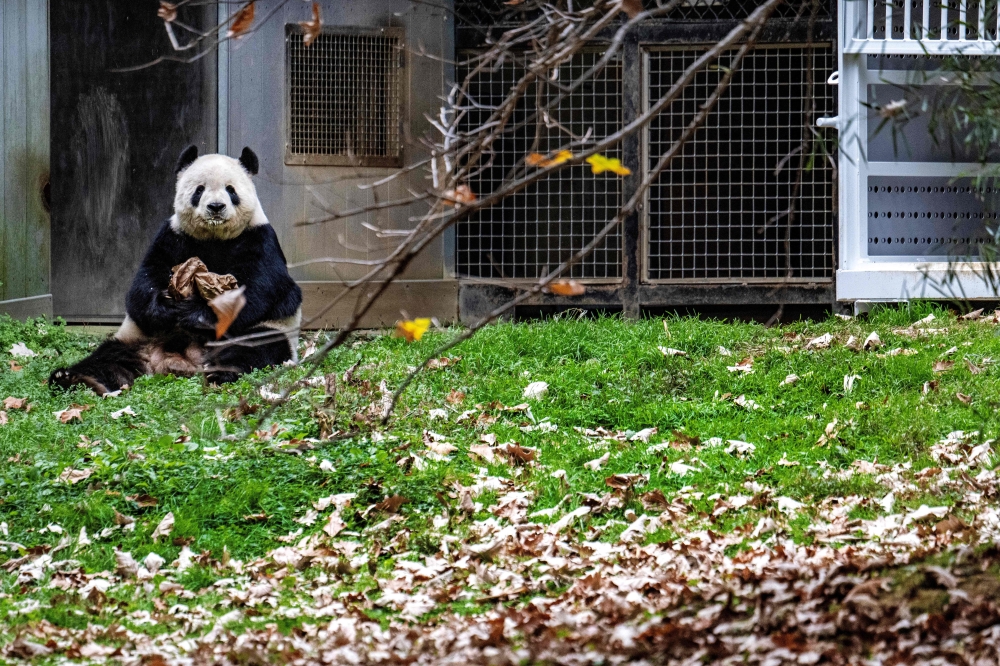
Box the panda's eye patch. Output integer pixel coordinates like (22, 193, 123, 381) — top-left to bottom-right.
(191, 185, 205, 208)
(226, 185, 240, 206)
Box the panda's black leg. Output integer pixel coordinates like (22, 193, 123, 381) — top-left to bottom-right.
(49, 340, 146, 397)
(204, 327, 293, 385)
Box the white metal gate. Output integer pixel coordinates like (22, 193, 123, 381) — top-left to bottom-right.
(836, 0, 1000, 302)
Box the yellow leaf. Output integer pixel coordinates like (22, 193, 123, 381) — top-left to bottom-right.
(586, 154, 631, 176)
(394, 318, 431, 342)
(526, 150, 574, 168)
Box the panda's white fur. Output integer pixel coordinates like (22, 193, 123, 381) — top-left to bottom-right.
(170, 154, 269, 241)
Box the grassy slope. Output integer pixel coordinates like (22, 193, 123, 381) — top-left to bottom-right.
(1, 303, 998, 636)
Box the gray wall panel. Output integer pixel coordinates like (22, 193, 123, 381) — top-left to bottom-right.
(224, 1, 453, 290)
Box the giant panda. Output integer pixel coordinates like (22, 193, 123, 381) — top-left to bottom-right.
(49, 146, 303, 396)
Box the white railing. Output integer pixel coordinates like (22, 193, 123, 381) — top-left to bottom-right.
(849, 0, 1000, 53)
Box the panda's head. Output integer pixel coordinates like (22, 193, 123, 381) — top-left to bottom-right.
(171, 146, 267, 241)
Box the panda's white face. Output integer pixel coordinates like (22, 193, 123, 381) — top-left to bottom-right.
(172, 154, 267, 241)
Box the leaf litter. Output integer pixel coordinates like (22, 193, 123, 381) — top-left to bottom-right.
(6, 310, 1000, 663)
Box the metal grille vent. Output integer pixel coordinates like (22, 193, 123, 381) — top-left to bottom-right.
(646, 44, 836, 282)
(456, 52, 624, 281)
(286, 27, 403, 167)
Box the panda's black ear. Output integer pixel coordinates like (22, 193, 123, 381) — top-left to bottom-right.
(238, 147, 259, 176)
(175, 145, 199, 174)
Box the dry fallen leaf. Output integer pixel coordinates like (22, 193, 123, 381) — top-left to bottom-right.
(128, 494, 159, 508)
(967, 359, 983, 375)
(299, 2, 322, 47)
(227, 1, 255, 38)
(54, 404, 91, 423)
(157, 1, 177, 22)
(805, 333, 833, 350)
(58, 467, 93, 484)
(151, 512, 175, 543)
(446, 390, 465, 404)
(863, 331, 882, 350)
(323, 512, 345, 538)
(961, 308, 985, 320)
(209, 286, 246, 339)
(498, 443, 537, 465)
(728, 357, 754, 373)
(956, 392, 972, 404)
(584, 452, 610, 471)
(523, 381, 548, 399)
(548, 279, 586, 297)
(395, 318, 431, 342)
(526, 150, 574, 167)
(469, 444, 496, 463)
(115, 550, 139, 578)
(0, 411, 6, 426)
(426, 441, 457, 456)
(4, 397, 27, 410)
(933, 360, 955, 373)
(374, 495, 409, 514)
(9, 342, 36, 358)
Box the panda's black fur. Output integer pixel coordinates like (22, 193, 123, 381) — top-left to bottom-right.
(49, 146, 302, 395)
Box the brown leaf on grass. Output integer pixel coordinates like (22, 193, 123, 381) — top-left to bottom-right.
(209, 286, 246, 339)
(323, 511, 345, 537)
(967, 359, 983, 375)
(498, 443, 537, 465)
(923, 380, 939, 394)
(128, 494, 159, 508)
(671, 430, 700, 450)
(427, 356, 461, 369)
(114, 510, 135, 527)
(933, 360, 955, 373)
(374, 495, 409, 514)
(961, 308, 985, 320)
(621, 0, 644, 17)
(548, 280, 586, 297)
(4, 397, 27, 410)
(243, 513, 269, 522)
(639, 489, 671, 512)
(157, 1, 177, 22)
(227, 2, 255, 38)
(55, 404, 91, 423)
(8, 360, 21, 371)
(446, 390, 465, 404)
(469, 444, 496, 463)
(0, 411, 6, 425)
(605, 474, 647, 490)
(58, 467, 93, 484)
(956, 392, 972, 404)
(299, 2, 322, 47)
(151, 512, 175, 542)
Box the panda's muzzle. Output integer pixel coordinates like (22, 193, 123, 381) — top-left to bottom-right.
(206, 202, 227, 217)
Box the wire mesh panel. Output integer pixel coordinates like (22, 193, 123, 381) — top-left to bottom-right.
(646, 44, 836, 282)
(454, 0, 829, 28)
(455, 52, 624, 281)
(286, 27, 403, 167)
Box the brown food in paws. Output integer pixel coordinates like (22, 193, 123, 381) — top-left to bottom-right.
(168, 257, 239, 300)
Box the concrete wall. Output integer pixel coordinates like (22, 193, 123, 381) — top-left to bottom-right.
(0, 0, 52, 319)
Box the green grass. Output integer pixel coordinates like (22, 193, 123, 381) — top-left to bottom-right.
(1, 303, 999, 639)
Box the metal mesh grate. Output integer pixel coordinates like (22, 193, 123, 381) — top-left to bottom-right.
(455, 52, 624, 281)
(286, 28, 403, 166)
(454, 0, 829, 28)
(646, 44, 836, 282)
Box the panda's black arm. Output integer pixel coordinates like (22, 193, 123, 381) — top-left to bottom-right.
(227, 229, 302, 334)
(125, 223, 185, 335)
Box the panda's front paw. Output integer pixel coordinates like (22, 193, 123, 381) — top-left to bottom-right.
(205, 370, 241, 385)
(175, 298, 216, 334)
